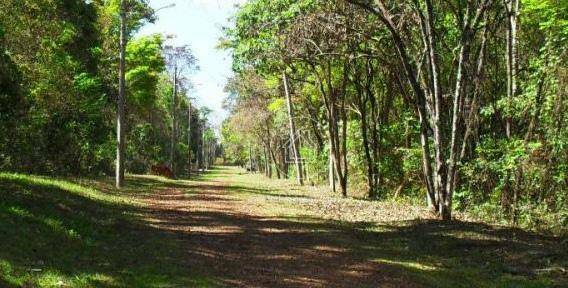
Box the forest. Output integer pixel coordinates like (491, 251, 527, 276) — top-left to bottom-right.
(222, 0, 568, 231)
(0, 0, 217, 183)
(0, 0, 567, 287)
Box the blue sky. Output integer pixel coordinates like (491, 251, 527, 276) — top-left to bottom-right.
(138, 0, 247, 129)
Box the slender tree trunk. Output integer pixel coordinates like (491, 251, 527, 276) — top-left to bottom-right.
(202, 136, 209, 171)
(199, 123, 204, 170)
(187, 101, 192, 177)
(306, 103, 324, 153)
(170, 65, 178, 177)
(328, 99, 344, 195)
(264, 144, 271, 178)
(367, 74, 381, 194)
(210, 142, 215, 168)
(283, 72, 304, 185)
(249, 143, 253, 173)
(423, 0, 450, 218)
(195, 124, 201, 172)
(115, 0, 127, 189)
(265, 125, 277, 178)
(505, 0, 519, 138)
(339, 64, 349, 196)
(368, 0, 437, 211)
(525, 75, 546, 142)
(360, 108, 375, 198)
(282, 143, 289, 178)
(461, 19, 488, 160)
(354, 70, 376, 198)
(446, 2, 489, 220)
(269, 145, 281, 179)
(328, 143, 336, 192)
(445, 36, 472, 220)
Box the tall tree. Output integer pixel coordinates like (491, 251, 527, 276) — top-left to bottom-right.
(116, 0, 127, 188)
(283, 72, 304, 185)
(163, 45, 197, 177)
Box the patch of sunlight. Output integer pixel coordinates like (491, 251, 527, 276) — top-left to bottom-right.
(7, 206, 32, 217)
(37, 271, 67, 287)
(259, 227, 317, 234)
(375, 259, 438, 271)
(37, 270, 117, 287)
(283, 276, 325, 286)
(75, 273, 117, 286)
(5, 204, 82, 240)
(131, 174, 193, 186)
(0, 260, 20, 286)
(191, 225, 243, 234)
(42, 217, 81, 240)
(0, 172, 131, 205)
(0, 260, 12, 274)
(312, 245, 346, 253)
(257, 254, 296, 260)
(444, 230, 503, 242)
(8, 206, 80, 239)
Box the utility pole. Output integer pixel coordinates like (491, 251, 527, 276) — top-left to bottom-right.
(116, 0, 127, 189)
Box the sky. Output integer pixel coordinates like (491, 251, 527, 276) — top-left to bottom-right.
(138, 0, 247, 129)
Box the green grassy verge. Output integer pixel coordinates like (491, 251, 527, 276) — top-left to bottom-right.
(0, 172, 216, 288)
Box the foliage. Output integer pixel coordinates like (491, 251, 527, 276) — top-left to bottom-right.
(222, 0, 568, 232)
(0, 0, 214, 177)
(0, 172, 215, 287)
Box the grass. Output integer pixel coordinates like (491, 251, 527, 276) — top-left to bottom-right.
(1, 167, 566, 287)
(0, 172, 216, 287)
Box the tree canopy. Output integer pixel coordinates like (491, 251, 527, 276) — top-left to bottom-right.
(222, 0, 568, 229)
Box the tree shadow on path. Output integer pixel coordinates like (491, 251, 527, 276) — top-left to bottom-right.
(142, 178, 567, 288)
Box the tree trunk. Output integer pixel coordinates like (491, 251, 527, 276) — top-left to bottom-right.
(505, 0, 519, 138)
(264, 144, 271, 178)
(170, 64, 178, 178)
(282, 143, 289, 178)
(187, 101, 192, 177)
(199, 123, 204, 170)
(360, 109, 375, 198)
(115, 0, 126, 189)
(364, 0, 437, 212)
(265, 125, 277, 178)
(367, 73, 381, 195)
(249, 143, 253, 173)
(422, 0, 451, 219)
(461, 19, 488, 160)
(328, 143, 336, 192)
(352, 77, 372, 197)
(269, 145, 281, 179)
(283, 72, 304, 185)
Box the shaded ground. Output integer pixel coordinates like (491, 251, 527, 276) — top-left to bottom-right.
(143, 167, 568, 288)
(1, 167, 566, 287)
(0, 173, 213, 287)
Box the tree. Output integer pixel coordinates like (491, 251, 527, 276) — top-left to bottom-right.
(283, 72, 304, 185)
(163, 45, 197, 177)
(116, 0, 127, 188)
(0, 24, 23, 169)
